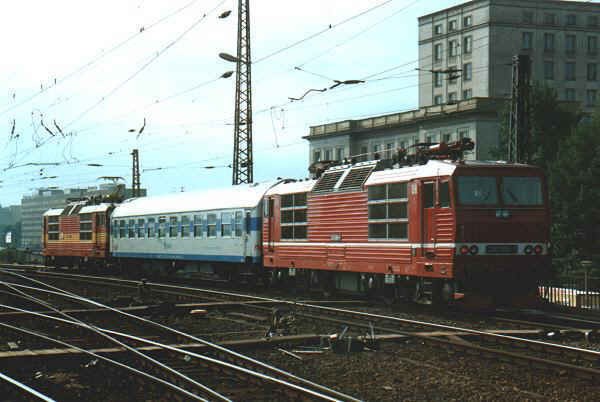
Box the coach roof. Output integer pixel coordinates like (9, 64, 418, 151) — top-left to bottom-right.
(112, 181, 280, 218)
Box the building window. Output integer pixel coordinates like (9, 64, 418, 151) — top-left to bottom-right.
(434, 71, 443, 87)
(463, 88, 473, 100)
(463, 15, 472, 27)
(463, 36, 472, 54)
(588, 36, 598, 55)
(522, 32, 533, 50)
(523, 11, 534, 24)
(335, 147, 344, 161)
(544, 13, 556, 26)
(434, 24, 443, 35)
(193, 215, 203, 237)
(119, 220, 126, 238)
(280, 192, 308, 240)
(79, 214, 93, 241)
(47, 216, 59, 240)
(565, 88, 576, 102)
(448, 92, 457, 104)
(565, 62, 576, 81)
(448, 67, 458, 84)
(434, 95, 443, 105)
(385, 143, 394, 159)
(221, 212, 232, 237)
(313, 150, 321, 162)
(544, 61, 554, 80)
(459, 128, 469, 139)
(235, 211, 244, 237)
(566, 34, 576, 55)
(434, 43, 443, 61)
(206, 214, 217, 237)
(372, 144, 380, 159)
(181, 216, 190, 238)
(588, 16, 599, 27)
(544, 33, 555, 51)
(367, 183, 408, 240)
(442, 133, 452, 143)
(158, 216, 166, 238)
(324, 149, 332, 161)
(588, 63, 598, 81)
(587, 90, 597, 107)
(448, 40, 458, 57)
(169, 217, 178, 237)
(463, 63, 472, 81)
(137, 218, 145, 238)
(448, 20, 457, 32)
(147, 218, 155, 238)
(566, 14, 577, 26)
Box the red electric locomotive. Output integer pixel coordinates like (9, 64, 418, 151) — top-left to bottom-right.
(262, 143, 550, 306)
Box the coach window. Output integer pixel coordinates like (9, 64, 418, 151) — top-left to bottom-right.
(368, 183, 408, 240)
(439, 181, 450, 208)
(137, 219, 145, 238)
(169, 217, 178, 237)
(280, 192, 308, 240)
(221, 212, 233, 237)
(193, 215, 203, 237)
(234, 211, 244, 237)
(158, 216, 166, 238)
(181, 216, 190, 238)
(48, 216, 59, 240)
(207, 213, 217, 237)
(128, 219, 135, 238)
(147, 218, 156, 238)
(119, 220, 126, 238)
(80, 214, 93, 240)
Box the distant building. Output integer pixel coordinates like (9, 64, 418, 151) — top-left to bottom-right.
(418, 0, 600, 109)
(0, 205, 22, 248)
(306, 0, 600, 164)
(20, 185, 146, 252)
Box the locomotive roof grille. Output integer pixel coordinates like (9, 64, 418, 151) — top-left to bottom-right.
(312, 171, 344, 193)
(338, 166, 375, 191)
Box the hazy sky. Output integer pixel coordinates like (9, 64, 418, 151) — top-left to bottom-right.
(0, 0, 475, 206)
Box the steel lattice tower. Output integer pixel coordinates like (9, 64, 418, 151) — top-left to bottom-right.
(131, 149, 141, 197)
(507, 55, 531, 163)
(232, 0, 253, 185)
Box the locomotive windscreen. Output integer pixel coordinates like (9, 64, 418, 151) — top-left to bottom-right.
(457, 176, 543, 206)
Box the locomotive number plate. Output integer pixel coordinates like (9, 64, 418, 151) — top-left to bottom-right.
(485, 244, 518, 254)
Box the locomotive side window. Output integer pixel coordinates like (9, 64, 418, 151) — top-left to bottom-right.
(128, 219, 135, 238)
(48, 216, 59, 240)
(137, 219, 145, 238)
(221, 212, 233, 237)
(169, 217, 178, 237)
(457, 176, 498, 205)
(80, 214, 93, 240)
(439, 181, 450, 208)
(147, 218, 156, 238)
(368, 183, 408, 240)
(501, 177, 543, 205)
(207, 214, 217, 238)
(181, 216, 190, 238)
(193, 215, 203, 237)
(280, 192, 308, 240)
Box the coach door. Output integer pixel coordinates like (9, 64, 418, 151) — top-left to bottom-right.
(421, 181, 436, 246)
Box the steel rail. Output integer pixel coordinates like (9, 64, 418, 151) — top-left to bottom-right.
(0, 372, 56, 402)
(1, 282, 231, 402)
(0, 273, 360, 402)
(0, 321, 208, 401)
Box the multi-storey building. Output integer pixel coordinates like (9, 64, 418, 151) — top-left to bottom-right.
(20, 186, 146, 251)
(419, 0, 600, 109)
(305, 0, 599, 165)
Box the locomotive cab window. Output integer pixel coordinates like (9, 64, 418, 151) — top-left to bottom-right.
(280, 192, 308, 240)
(501, 177, 543, 205)
(423, 182, 435, 208)
(80, 214, 93, 240)
(47, 216, 59, 240)
(439, 181, 450, 208)
(457, 176, 498, 205)
(368, 182, 408, 240)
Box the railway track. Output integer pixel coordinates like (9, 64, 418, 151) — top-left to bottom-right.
(2, 266, 600, 382)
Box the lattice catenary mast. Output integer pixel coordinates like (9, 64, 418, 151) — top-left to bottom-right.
(131, 149, 141, 197)
(232, 0, 253, 185)
(507, 54, 531, 163)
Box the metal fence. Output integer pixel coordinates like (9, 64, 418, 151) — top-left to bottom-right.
(539, 274, 600, 310)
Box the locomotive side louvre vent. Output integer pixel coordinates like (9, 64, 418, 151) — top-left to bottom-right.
(338, 166, 375, 191)
(312, 171, 345, 193)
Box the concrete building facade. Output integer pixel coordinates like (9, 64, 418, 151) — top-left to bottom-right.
(419, 0, 600, 109)
(21, 186, 146, 251)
